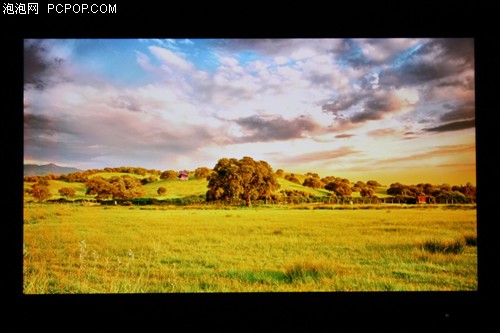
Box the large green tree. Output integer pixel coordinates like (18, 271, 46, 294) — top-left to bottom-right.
(206, 156, 280, 206)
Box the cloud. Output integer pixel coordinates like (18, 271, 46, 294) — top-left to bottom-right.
(357, 39, 422, 64)
(25, 105, 216, 168)
(233, 115, 319, 143)
(322, 92, 366, 114)
(24, 113, 78, 136)
(378, 38, 474, 89)
(423, 119, 475, 133)
(439, 102, 475, 122)
(23, 38, 477, 180)
(149, 46, 193, 72)
(277, 147, 360, 164)
(218, 39, 345, 58)
(381, 144, 475, 164)
(135, 50, 155, 72)
(351, 90, 404, 123)
(24, 112, 88, 164)
(425, 38, 474, 66)
(366, 128, 397, 137)
(23, 76, 221, 169)
(25, 113, 57, 133)
(24, 40, 65, 89)
(110, 95, 144, 113)
(334, 134, 355, 139)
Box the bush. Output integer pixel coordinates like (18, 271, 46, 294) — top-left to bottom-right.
(283, 262, 327, 283)
(463, 233, 477, 246)
(421, 238, 465, 254)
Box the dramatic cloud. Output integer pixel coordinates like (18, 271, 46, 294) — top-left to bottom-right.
(356, 39, 422, 64)
(378, 38, 474, 89)
(423, 119, 475, 133)
(23, 38, 476, 184)
(323, 89, 412, 128)
(351, 91, 404, 123)
(322, 92, 367, 114)
(234, 115, 319, 142)
(24, 40, 65, 89)
(439, 102, 475, 122)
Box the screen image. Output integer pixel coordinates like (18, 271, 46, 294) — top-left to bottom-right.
(23, 38, 477, 294)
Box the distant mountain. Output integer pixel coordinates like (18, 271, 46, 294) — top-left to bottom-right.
(24, 163, 81, 176)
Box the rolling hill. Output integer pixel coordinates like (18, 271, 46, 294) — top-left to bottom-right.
(24, 169, 390, 201)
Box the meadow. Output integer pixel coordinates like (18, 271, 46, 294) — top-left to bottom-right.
(23, 203, 477, 293)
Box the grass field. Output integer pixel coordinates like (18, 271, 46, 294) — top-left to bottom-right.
(23, 203, 477, 293)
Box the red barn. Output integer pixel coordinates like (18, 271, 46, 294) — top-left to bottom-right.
(178, 170, 189, 180)
(417, 195, 428, 204)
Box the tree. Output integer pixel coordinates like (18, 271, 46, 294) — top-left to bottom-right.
(325, 181, 352, 197)
(367, 180, 381, 188)
(352, 181, 366, 192)
(453, 182, 476, 202)
(38, 178, 50, 186)
(85, 175, 145, 200)
(206, 156, 280, 207)
(30, 184, 52, 201)
(160, 170, 178, 180)
(65, 172, 88, 183)
(284, 173, 301, 184)
(422, 183, 435, 195)
(276, 169, 284, 177)
(58, 187, 76, 198)
(141, 176, 158, 185)
(305, 172, 320, 178)
(194, 167, 211, 179)
(387, 183, 407, 196)
(321, 176, 336, 184)
(157, 187, 167, 196)
(302, 177, 323, 189)
(440, 183, 452, 192)
(108, 175, 146, 199)
(85, 177, 114, 200)
(360, 187, 375, 197)
(436, 190, 466, 204)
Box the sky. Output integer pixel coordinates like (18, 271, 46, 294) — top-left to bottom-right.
(23, 38, 476, 185)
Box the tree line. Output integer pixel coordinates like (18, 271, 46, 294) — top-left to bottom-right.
(24, 157, 476, 205)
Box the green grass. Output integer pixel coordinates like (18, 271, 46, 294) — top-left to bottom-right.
(24, 180, 88, 201)
(144, 178, 208, 199)
(88, 172, 151, 179)
(23, 204, 477, 293)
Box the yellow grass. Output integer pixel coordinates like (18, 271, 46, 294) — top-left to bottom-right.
(23, 204, 477, 293)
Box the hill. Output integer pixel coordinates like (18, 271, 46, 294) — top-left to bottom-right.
(24, 169, 391, 203)
(24, 163, 81, 176)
